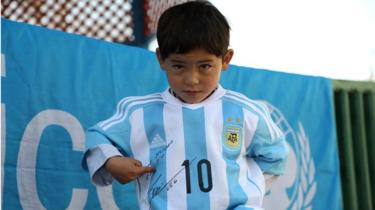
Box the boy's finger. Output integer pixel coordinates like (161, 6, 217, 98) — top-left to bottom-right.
(133, 159, 142, 167)
(141, 166, 155, 173)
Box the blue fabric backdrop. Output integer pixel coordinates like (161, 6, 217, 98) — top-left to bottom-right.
(1, 19, 342, 210)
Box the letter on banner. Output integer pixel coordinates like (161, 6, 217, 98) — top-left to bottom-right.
(1, 53, 6, 204)
(17, 110, 88, 209)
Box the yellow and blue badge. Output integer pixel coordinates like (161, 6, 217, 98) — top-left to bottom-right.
(223, 119, 243, 152)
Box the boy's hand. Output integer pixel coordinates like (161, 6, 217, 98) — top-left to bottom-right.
(104, 156, 155, 184)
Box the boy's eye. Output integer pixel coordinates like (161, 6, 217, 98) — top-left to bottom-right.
(200, 64, 212, 71)
(172, 64, 184, 71)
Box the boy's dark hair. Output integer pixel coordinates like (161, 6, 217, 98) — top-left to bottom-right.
(156, 0, 230, 59)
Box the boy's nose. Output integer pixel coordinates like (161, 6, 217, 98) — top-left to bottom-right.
(184, 70, 199, 86)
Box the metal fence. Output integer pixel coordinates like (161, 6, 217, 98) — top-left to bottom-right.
(334, 80, 375, 210)
(1, 0, 188, 46)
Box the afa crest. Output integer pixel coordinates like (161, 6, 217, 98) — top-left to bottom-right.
(223, 126, 242, 150)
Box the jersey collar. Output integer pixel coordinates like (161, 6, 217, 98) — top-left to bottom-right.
(161, 85, 226, 108)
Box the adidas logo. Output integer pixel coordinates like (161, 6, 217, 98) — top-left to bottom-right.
(150, 134, 166, 149)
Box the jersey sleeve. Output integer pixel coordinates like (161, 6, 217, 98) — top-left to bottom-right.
(85, 144, 123, 186)
(81, 100, 135, 185)
(246, 102, 289, 175)
(81, 121, 132, 168)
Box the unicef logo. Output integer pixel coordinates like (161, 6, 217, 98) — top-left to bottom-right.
(262, 102, 317, 210)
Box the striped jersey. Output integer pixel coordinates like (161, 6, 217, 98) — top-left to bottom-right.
(83, 85, 288, 210)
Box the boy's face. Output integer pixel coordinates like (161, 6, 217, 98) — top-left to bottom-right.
(157, 48, 233, 104)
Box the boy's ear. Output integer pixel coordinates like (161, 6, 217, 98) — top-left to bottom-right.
(156, 48, 166, 70)
(222, 49, 234, 70)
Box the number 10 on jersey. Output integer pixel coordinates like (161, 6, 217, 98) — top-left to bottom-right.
(182, 159, 213, 193)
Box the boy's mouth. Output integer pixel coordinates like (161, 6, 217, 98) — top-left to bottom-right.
(184, 90, 200, 94)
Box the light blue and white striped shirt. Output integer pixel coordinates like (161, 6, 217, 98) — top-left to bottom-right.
(83, 85, 288, 210)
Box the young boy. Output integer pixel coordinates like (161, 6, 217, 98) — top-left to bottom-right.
(82, 1, 288, 209)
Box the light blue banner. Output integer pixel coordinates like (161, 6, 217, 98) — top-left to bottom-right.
(1, 19, 342, 210)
